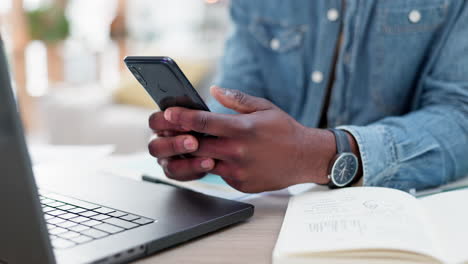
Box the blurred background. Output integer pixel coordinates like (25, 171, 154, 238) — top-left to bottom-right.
(0, 0, 230, 153)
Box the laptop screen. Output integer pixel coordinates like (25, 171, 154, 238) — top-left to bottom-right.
(0, 36, 25, 161)
(0, 35, 56, 263)
(0, 37, 19, 149)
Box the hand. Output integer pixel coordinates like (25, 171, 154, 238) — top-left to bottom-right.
(148, 86, 336, 193)
(148, 110, 214, 182)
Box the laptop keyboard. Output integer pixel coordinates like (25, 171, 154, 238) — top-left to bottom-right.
(38, 190, 155, 250)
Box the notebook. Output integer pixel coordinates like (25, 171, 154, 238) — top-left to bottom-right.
(273, 187, 468, 264)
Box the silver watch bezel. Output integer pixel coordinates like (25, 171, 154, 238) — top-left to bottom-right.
(328, 152, 359, 187)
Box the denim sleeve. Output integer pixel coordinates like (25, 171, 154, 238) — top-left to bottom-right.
(209, 1, 266, 114)
(339, 5, 468, 192)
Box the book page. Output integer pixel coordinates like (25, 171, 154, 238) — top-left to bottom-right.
(274, 187, 439, 259)
(420, 189, 468, 264)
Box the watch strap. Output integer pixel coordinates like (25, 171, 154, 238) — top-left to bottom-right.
(328, 129, 351, 153)
(325, 129, 361, 189)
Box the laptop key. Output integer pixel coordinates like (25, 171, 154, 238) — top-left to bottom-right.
(120, 214, 139, 221)
(59, 213, 79, 220)
(81, 228, 108, 239)
(91, 214, 110, 221)
(80, 211, 98, 217)
(49, 227, 68, 235)
(51, 238, 75, 249)
(94, 223, 124, 234)
(48, 217, 66, 225)
(45, 214, 54, 220)
(69, 208, 87, 214)
(48, 201, 66, 207)
(41, 198, 55, 205)
(133, 218, 154, 225)
(108, 211, 127, 218)
(82, 220, 102, 227)
(58, 231, 81, 239)
(44, 214, 54, 220)
(42, 206, 55, 213)
(69, 216, 90, 223)
(103, 218, 138, 229)
(57, 204, 75, 211)
(69, 224, 90, 232)
(94, 207, 115, 214)
(70, 235, 93, 244)
(56, 221, 77, 229)
(48, 210, 66, 216)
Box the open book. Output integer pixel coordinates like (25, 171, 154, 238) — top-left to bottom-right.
(273, 187, 468, 264)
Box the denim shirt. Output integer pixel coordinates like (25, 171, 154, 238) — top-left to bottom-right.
(209, 0, 468, 192)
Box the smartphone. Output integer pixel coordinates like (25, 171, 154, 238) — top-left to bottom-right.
(124, 56, 212, 140)
(124, 56, 210, 112)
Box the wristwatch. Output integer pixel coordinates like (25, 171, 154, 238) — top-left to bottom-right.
(327, 129, 360, 189)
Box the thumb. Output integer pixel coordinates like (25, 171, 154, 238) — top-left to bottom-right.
(210, 86, 273, 114)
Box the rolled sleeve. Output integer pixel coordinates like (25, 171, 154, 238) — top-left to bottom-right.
(337, 125, 397, 188)
(338, 101, 467, 192)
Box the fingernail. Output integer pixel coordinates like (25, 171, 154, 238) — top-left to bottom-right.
(160, 159, 168, 167)
(213, 85, 228, 95)
(164, 110, 172, 121)
(223, 88, 235, 98)
(201, 159, 213, 170)
(183, 138, 196, 151)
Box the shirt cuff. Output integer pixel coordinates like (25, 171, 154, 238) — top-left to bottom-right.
(336, 125, 398, 188)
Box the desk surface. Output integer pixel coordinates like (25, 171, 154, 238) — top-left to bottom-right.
(135, 195, 289, 264)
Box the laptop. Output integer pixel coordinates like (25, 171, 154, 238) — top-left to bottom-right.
(0, 37, 254, 264)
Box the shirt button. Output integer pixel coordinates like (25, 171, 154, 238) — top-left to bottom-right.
(327, 8, 339, 22)
(270, 38, 281, 51)
(408, 10, 421, 23)
(311, 71, 324, 84)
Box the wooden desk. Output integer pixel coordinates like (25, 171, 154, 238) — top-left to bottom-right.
(135, 195, 289, 264)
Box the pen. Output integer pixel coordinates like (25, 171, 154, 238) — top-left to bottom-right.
(142, 175, 184, 189)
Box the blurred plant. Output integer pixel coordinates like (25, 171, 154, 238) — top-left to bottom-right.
(26, 5, 70, 44)
(110, 13, 128, 41)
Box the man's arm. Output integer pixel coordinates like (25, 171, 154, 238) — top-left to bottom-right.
(154, 86, 336, 193)
(209, 0, 266, 114)
(339, 4, 468, 191)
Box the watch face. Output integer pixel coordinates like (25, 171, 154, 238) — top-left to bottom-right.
(331, 153, 358, 187)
